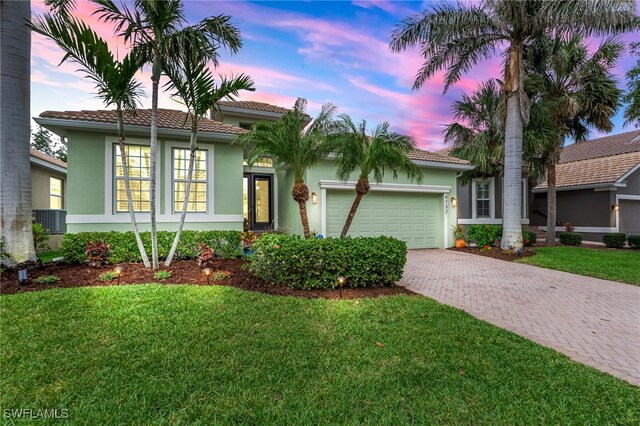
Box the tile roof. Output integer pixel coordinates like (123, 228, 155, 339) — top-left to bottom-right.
(534, 151, 640, 190)
(407, 149, 471, 165)
(30, 148, 67, 169)
(217, 101, 292, 115)
(559, 129, 640, 163)
(39, 109, 246, 134)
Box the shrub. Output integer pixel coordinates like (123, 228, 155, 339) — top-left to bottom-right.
(154, 270, 172, 281)
(85, 240, 111, 267)
(32, 223, 50, 252)
(98, 271, 117, 282)
(250, 234, 407, 289)
(197, 242, 217, 267)
(559, 232, 582, 246)
(467, 225, 502, 249)
(61, 230, 242, 264)
(212, 270, 232, 281)
(522, 229, 537, 247)
(628, 234, 640, 249)
(561, 222, 575, 232)
(34, 275, 58, 285)
(602, 233, 627, 249)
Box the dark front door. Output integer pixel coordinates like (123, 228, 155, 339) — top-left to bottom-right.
(243, 173, 273, 231)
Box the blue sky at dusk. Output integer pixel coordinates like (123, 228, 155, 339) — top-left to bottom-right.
(31, 0, 639, 150)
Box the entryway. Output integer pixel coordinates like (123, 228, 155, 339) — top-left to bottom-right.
(243, 173, 273, 231)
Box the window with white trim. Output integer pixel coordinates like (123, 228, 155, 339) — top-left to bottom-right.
(49, 177, 63, 209)
(114, 144, 151, 213)
(475, 181, 491, 218)
(172, 148, 208, 213)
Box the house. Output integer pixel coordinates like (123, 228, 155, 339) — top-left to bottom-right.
(30, 148, 67, 249)
(34, 102, 473, 249)
(531, 129, 640, 240)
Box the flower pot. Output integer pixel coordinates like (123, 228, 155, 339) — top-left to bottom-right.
(455, 239, 466, 248)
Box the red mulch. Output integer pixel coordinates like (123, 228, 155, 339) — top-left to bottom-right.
(0, 258, 414, 299)
(448, 245, 536, 262)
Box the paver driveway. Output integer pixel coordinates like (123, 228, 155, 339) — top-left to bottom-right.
(400, 249, 640, 385)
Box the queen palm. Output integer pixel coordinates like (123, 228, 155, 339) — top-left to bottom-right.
(235, 99, 337, 239)
(163, 46, 254, 266)
(30, 12, 151, 267)
(332, 116, 422, 238)
(390, 0, 636, 250)
(525, 35, 623, 245)
(94, 0, 243, 268)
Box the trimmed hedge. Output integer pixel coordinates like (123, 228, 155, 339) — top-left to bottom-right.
(559, 232, 582, 246)
(602, 233, 627, 249)
(466, 225, 502, 249)
(61, 230, 242, 264)
(250, 234, 407, 289)
(627, 234, 640, 249)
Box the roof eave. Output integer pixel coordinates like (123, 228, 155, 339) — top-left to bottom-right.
(30, 156, 67, 174)
(411, 159, 475, 171)
(532, 182, 625, 193)
(218, 105, 312, 123)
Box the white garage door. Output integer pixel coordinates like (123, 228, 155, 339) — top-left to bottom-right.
(326, 190, 443, 248)
(619, 199, 640, 234)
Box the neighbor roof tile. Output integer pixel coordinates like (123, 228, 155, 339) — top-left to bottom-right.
(30, 148, 67, 168)
(559, 129, 640, 163)
(408, 149, 470, 165)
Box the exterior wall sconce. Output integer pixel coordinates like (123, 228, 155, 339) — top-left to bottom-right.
(311, 192, 318, 204)
(451, 197, 457, 208)
(613, 203, 619, 211)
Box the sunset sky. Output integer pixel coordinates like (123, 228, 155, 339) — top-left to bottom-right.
(30, 0, 639, 151)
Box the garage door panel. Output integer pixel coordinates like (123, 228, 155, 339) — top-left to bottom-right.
(326, 190, 443, 249)
(619, 200, 640, 234)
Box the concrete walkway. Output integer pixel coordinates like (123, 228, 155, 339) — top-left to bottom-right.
(400, 249, 640, 386)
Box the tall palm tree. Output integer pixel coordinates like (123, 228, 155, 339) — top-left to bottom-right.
(94, 0, 243, 268)
(390, 0, 636, 250)
(332, 116, 422, 237)
(30, 12, 151, 267)
(0, 0, 34, 265)
(235, 99, 337, 239)
(163, 47, 254, 266)
(526, 35, 623, 245)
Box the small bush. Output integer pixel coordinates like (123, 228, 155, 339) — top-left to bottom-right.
(628, 234, 640, 249)
(61, 230, 242, 264)
(154, 270, 172, 280)
(522, 229, 537, 247)
(561, 222, 575, 232)
(602, 233, 627, 249)
(467, 225, 502, 249)
(197, 242, 217, 267)
(98, 271, 117, 282)
(34, 275, 58, 285)
(250, 234, 407, 289)
(32, 223, 50, 252)
(212, 270, 232, 281)
(559, 232, 582, 246)
(85, 240, 111, 267)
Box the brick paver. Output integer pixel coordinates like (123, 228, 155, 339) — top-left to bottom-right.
(400, 249, 640, 385)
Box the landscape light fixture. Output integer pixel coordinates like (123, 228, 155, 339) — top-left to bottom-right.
(114, 266, 123, 285)
(337, 275, 346, 299)
(203, 268, 212, 284)
(451, 197, 457, 208)
(18, 269, 28, 285)
(311, 192, 318, 204)
(613, 203, 620, 211)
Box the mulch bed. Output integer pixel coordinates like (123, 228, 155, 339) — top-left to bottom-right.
(448, 246, 536, 262)
(0, 258, 414, 299)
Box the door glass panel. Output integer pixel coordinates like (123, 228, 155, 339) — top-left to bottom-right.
(243, 177, 249, 221)
(255, 178, 270, 224)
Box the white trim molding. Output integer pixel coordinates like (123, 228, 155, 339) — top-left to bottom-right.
(319, 180, 451, 194)
(616, 163, 640, 184)
(459, 218, 530, 225)
(540, 225, 617, 234)
(30, 157, 67, 174)
(67, 214, 243, 224)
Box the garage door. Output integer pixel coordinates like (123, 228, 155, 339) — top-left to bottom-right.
(326, 190, 443, 248)
(619, 199, 640, 234)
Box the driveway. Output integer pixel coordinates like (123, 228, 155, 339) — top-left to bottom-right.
(400, 249, 640, 386)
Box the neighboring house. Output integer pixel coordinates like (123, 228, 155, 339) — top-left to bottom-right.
(30, 148, 67, 249)
(35, 102, 473, 249)
(531, 129, 640, 240)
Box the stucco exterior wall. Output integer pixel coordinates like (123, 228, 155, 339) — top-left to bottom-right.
(31, 163, 66, 210)
(530, 188, 613, 228)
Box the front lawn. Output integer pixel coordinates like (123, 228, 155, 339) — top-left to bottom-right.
(1, 286, 638, 424)
(517, 246, 640, 285)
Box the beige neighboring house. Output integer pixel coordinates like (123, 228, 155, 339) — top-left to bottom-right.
(31, 148, 67, 250)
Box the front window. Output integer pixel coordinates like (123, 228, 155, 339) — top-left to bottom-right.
(475, 181, 491, 218)
(49, 177, 63, 209)
(173, 148, 207, 213)
(114, 145, 151, 212)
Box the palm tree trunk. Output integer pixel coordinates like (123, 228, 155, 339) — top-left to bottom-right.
(149, 54, 161, 269)
(0, 0, 35, 266)
(545, 162, 557, 246)
(340, 175, 370, 238)
(298, 200, 311, 239)
(292, 179, 310, 238)
(117, 113, 151, 268)
(501, 92, 524, 250)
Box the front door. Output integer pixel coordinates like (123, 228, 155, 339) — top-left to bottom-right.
(243, 173, 273, 231)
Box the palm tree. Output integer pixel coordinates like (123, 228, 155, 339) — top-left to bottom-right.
(30, 12, 151, 267)
(525, 35, 623, 245)
(235, 99, 337, 239)
(332, 115, 422, 237)
(390, 0, 636, 250)
(623, 42, 640, 127)
(94, 0, 243, 269)
(0, 0, 34, 265)
(163, 47, 254, 266)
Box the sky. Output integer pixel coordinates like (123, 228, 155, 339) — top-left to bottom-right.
(30, 0, 639, 151)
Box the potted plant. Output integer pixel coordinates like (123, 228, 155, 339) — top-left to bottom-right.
(241, 231, 257, 256)
(452, 224, 466, 248)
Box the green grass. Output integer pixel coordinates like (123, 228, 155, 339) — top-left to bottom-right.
(1, 286, 638, 425)
(37, 251, 61, 264)
(517, 246, 640, 285)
